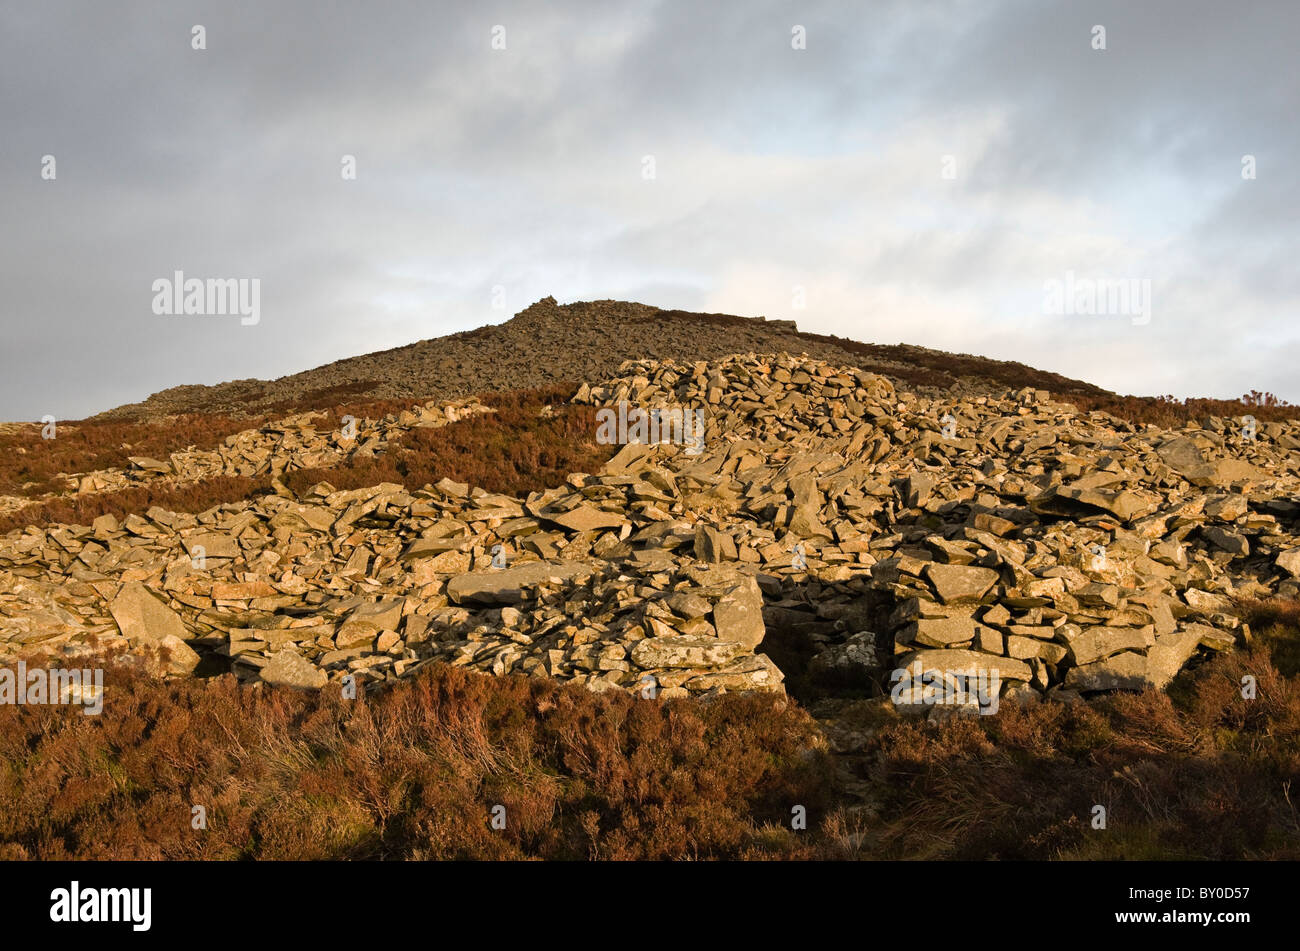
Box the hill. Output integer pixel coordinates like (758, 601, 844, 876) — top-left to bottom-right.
(92, 296, 1114, 421)
(2, 303, 1299, 860)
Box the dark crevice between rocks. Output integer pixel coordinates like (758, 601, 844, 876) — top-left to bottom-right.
(190, 644, 235, 679)
(758, 587, 895, 708)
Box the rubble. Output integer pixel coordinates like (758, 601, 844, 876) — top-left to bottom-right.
(2, 351, 1297, 707)
(61, 398, 492, 497)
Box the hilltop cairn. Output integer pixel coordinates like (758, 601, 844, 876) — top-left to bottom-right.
(2, 353, 1298, 711)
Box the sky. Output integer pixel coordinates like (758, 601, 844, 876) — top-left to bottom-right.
(2, 0, 1297, 420)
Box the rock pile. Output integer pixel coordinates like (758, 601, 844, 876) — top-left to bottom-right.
(0, 467, 782, 697)
(572, 351, 1300, 708)
(61, 398, 491, 496)
(3, 350, 1298, 711)
(93, 296, 1108, 421)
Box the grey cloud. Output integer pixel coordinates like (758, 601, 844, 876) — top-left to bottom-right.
(1, 0, 1296, 420)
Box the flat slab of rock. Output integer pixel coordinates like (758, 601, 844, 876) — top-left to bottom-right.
(1156, 437, 1206, 473)
(1183, 622, 1236, 652)
(181, 533, 240, 560)
(400, 534, 470, 560)
(211, 580, 278, 600)
(902, 615, 976, 647)
(923, 564, 999, 604)
(896, 649, 1032, 684)
(1181, 459, 1266, 488)
(682, 653, 785, 692)
(109, 582, 189, 644)
(545, 505, 626, 533)
(1156, 441, 1265, 486)
(1065, 651, 1149, 691)
(446, 560, 595, 605)
(260, 649, 329, 689)
(1031, 484, 1159, 522)
(1203, 526, 1249, 556)
(335, 599, 406, 648)
(1058, 625, 1153, 666)
(630, 635, 746, 669)
(127, 456, 171, 473)
(708, 576, 766, 649)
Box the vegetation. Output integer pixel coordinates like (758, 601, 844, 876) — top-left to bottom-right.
(2, 600, 1297, 860)
(0, 413, 270, 499)
(1069, 391, 1296, 428)
(0, 659, 836, 860)
(0, 387, 614, 534)
(0, 475, 278, 536)
(281, 385, 615, 498)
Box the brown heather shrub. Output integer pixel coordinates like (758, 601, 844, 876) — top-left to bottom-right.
(1068, 392, 1297, 428)
(1235, 596, 1300, 677)
(0, 660, 835, 861)
(2, 618, 1299, 860)
(282, 385, 615, 498)
(0, 413, 272, 499)
(862, 641, 1300, 860)
(0, 476, 276, 535)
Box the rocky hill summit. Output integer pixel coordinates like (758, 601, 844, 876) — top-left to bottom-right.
(92, 297, 1109, 420)
(4, 348, 1298, 719)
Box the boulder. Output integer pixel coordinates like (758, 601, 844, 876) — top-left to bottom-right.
(902, 615, 976, 648)
(1065, 651, 1149, 691)
(1276, 548, 1300, 578)
(1145, 629, 1203, 689)
(149, 634, 201, 676)
(335, 599, 406, 648)
(109, 582, 189, 645)
(446, 561, 594, 605)
(895, 649, 1032, 684)
(923, 564, 999, 604)
(260, 649, 329, 689)
(709, 576, 766, 649)
(629, 636, 747, 669)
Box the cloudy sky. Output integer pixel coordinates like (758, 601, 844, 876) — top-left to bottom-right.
(2, 0, 1296, 420)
